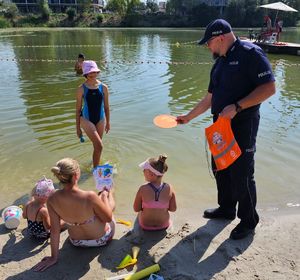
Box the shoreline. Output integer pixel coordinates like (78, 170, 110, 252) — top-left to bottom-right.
(1, 207, 299, 279)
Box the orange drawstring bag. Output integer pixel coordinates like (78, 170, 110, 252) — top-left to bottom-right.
(205, 116, 241, 171)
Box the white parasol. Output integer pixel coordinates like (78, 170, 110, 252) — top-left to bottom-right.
(259, 1, 298, 27)
(259, 2, 298, 12)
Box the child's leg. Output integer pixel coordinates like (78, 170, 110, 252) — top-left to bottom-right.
(96, 120, 105, 139)
(80, 117, 103, 168)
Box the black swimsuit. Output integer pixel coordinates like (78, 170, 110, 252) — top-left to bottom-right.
(27, 207, 49, 238)
(81, 83, 104, 125)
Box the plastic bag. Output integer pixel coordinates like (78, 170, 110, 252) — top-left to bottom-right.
(205, 116, 241, 171)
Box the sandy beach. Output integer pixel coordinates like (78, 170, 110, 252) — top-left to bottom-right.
(1, 207, 299, 280)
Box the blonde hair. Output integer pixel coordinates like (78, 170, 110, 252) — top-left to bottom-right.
(51, 158, 80, 184)
(148, 154, 168, 174)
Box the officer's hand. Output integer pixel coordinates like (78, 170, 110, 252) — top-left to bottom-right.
(219, 104, 237, 119)
(176, 115, 190, 124)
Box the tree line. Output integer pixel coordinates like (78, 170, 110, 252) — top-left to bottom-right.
(0, 0, 299, 28)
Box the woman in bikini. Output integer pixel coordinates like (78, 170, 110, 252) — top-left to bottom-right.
(34, 158, 115, 272)
(76, 60, 110, 169)
(133, 154, 177, 231)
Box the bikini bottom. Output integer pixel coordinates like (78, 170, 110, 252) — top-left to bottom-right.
(138, 215, 171, 231)
(69, 221, 115, 247)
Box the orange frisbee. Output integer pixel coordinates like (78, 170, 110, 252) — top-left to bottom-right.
(153, 114, 177, 128)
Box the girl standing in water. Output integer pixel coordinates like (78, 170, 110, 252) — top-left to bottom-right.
(76, 60, 110, 168)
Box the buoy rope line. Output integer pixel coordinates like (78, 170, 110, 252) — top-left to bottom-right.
(9, 41, 198, 48)
(0, 58, 213, 65)
(0, 58, 299, 67)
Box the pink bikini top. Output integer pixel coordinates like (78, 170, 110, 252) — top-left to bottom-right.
(142, 183, 169, 210)
(65, 215, 96, 226)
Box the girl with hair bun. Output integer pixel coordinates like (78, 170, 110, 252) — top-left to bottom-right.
(134, 154, 177, 231)
(34, 158, 115, 272)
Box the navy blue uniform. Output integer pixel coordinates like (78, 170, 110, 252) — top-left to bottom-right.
(208, 38, 275, 228)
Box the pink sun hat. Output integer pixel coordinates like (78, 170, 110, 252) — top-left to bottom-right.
(82, 60, 101, 76)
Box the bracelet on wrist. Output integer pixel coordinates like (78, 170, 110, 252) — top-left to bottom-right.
(234, 102, 243, 113)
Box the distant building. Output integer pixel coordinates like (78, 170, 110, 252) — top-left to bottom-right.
(158, 1, 166, 13)
(199, 0, 228, 7)
(8, 0, 104, 13)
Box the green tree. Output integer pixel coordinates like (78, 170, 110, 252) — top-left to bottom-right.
(166, 0, 184, 15)
(38, 0, 51, 21)
(106, 0, 127, 15)
(190, 3, 219, 26)
(0, 16, 11, 28)
(66, 7, 76, 20)
(106, 0, 140, 15)
(125, 0, 140, 14)
(224, 0, 246, 27)
(136, 2, 147, 11)
(146, 0, 159, 13)
(97, 13, 104, 23)
(3, 3, 19, 20)
(77, 0, 91, 16)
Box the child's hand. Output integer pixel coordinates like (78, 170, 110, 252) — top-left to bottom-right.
(76, 128, 82, 138)
(105, 122, 110, 134)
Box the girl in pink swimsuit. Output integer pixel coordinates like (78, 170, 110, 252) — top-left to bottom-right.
(133, 154, 177, 231)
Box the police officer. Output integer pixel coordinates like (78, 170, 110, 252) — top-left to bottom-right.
(177, 19, 276, 240)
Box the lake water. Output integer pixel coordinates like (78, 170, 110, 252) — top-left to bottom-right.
(0, 28, 299, 217)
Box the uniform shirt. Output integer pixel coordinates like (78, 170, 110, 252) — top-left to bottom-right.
(208, 38, 275, 116)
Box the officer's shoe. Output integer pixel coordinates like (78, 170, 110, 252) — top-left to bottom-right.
(230, 222, 254, 240)
(203, 207, 236, 220)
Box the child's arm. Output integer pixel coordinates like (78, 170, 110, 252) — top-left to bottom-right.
(22, 203, 28, 219)
(102, 83, 110, 134)
(168, 185, 177, 212)
(74, 61, 80, 71)
(40, 207, 51, 230)
(133, 188, 142, 212)
(75, 85, 84, 138)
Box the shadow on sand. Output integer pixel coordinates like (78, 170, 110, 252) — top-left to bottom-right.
(2, 212, 253, 279)
(157, 219, 254, 279)
(99, 218, 168, 278)
(5, 236, 102, 280)
(0, 227, 49, 266)
(3, 219, 166, 279)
